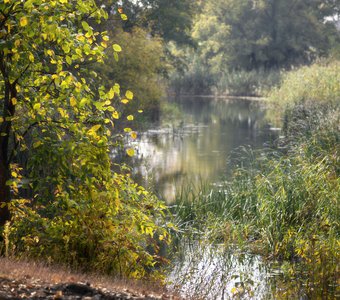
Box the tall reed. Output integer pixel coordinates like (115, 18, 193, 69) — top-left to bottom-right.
(172, 105, 340, 294)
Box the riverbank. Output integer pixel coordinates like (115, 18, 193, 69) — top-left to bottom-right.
(0, 258, 179, 300)
(171, 94, 266, 101)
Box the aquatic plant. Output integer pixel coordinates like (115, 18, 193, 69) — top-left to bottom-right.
(172, 105, 340, 295)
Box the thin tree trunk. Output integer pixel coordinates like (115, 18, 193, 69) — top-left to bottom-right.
(0, 159, 10, 227)
(0, 52, 16, 226)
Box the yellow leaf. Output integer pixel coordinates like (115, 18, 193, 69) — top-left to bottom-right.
(20, 17, 28, 27)
(112, 111, 119, 119)
(89, 124, 101, 132)
(121, 99, 129, 104)
(11, 98, 17, 105)
(11, 171, 18, 178)
(0, 117, 3, 123)
(124, 127, 132, 133)
(125, 90, 133, 100)
(138, 110, 143, 113)
(58, 108, 67, 118)
(126, 148, 135, 157)
(70, 96, 77, 107)
(28, 53, 34, 62)
(33, 141, 42, 148)
(33, 103, 41, 110)
(6, 23, 11, 33)
(127, 115, 134, 121)
(79, 98, 88, 107)
(130, 131, 137, 139)
(108, 88, 115, 99)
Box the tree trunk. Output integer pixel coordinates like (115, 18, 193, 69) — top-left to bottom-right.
(0, 158, 10, 227)
(0, 53, 16, 227)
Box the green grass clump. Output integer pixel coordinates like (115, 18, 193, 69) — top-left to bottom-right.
(266, 60, 340, 127)
(267, 61, 340, 120)
(172, 105, 340, 292)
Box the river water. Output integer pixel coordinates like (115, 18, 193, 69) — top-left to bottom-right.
(124, 97, 336, 299)
(124, 97, 287, 299)
(130, 96, 278, 203)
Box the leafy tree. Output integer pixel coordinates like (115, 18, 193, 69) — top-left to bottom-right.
(101, 0, 196, 46)
(98, 26, 167, 124)
(0, 0, 170, 277)
(0, 0, 111, 225)
(145, 0, 195, 45)
(193, 0, 340, 71)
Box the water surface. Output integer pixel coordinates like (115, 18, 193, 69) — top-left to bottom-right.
(130, 96, 276, 202)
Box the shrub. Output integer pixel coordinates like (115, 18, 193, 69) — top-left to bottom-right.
(5, 171, 171, 279)
(3, 131, 171, 279)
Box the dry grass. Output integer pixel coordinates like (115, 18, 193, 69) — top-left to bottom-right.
(0, 257, 178, 299)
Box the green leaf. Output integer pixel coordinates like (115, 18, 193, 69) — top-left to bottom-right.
(112, 44, 122, 52)
(65, 56, 72, 65)
(81, 21, 90, 31)
(33, 103, 41, 110)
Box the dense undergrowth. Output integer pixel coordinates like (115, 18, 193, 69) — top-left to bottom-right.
(171, 61, 340, 295)
(3, 167, 171, 280)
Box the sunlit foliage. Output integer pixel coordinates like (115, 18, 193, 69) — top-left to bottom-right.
(0, 0, 170, 278)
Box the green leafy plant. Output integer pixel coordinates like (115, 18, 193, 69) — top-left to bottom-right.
(0, 0, 171, 279)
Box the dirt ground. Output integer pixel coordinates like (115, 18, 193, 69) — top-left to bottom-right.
(0, 258, 180, 300)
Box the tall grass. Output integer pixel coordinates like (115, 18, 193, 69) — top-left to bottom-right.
(170, 63, 215, 96)
(170, 67, 281, 97)
(269, 61, 340, 106)
(172, 59, 340, 294)
(217, 68, 282, 96)
(172, 106, 339, 294)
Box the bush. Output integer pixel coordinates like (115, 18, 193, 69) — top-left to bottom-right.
(3, 132, 171, 280)
(5, 172, 171, 279)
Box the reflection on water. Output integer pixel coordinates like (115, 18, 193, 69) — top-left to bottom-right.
(169, 242, 281, 300)
(130, 97, 276, 202)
